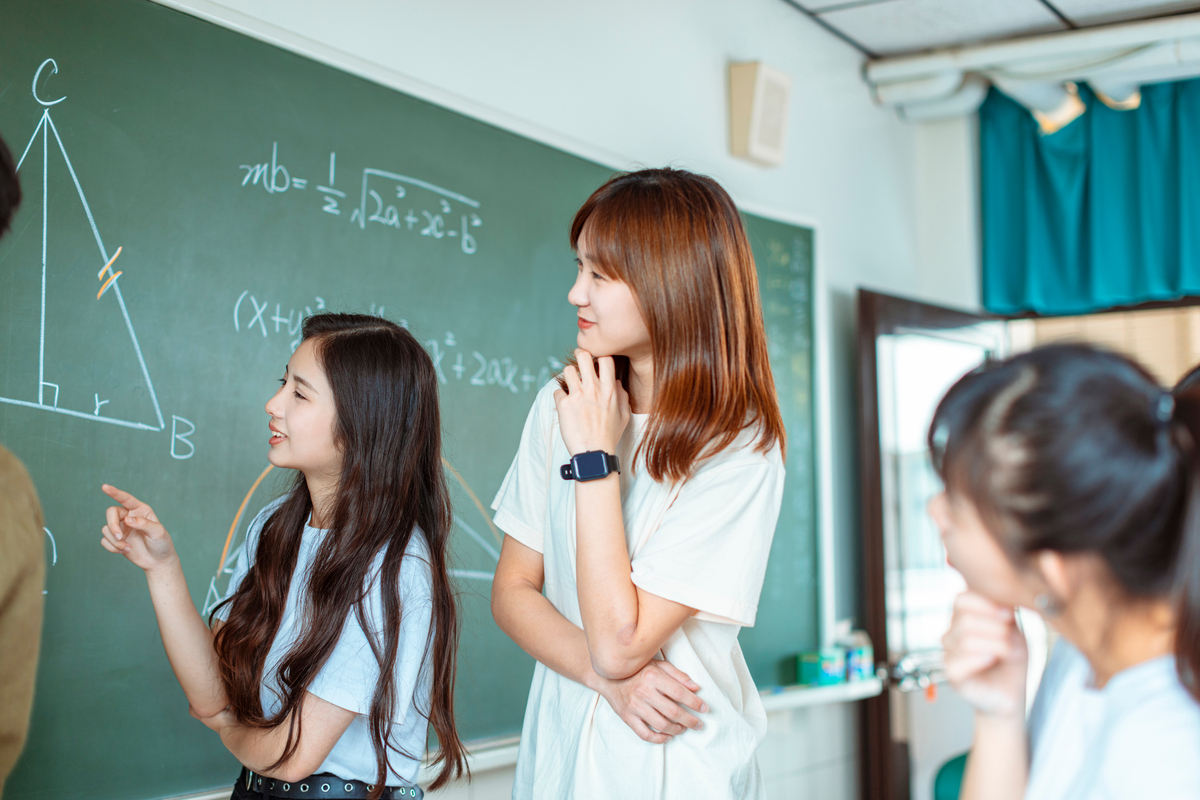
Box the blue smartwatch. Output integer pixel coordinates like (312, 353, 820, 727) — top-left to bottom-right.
(560, 450, 620, 482)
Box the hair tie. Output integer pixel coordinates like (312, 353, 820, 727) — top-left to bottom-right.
(1156, 392, 1175, 424)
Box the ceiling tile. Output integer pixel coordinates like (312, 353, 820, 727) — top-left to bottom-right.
(818, 0, 1068, 56)
(1051, 0, 1200, 26)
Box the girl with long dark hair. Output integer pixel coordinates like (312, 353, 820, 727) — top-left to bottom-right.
(100, 313, 466, 798)
(929, 344, 1200, 800)
(491, 168, 787, 798)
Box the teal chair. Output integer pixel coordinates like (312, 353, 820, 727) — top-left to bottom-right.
(934, 753, 969, 800)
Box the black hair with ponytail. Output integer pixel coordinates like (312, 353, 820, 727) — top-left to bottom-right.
(1171, 362, 1200, 700)
(928, 343, 1200, 701)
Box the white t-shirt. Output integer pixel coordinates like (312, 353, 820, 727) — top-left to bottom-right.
(215, 497, 434, 785)
(492, 381, 786, 800)
(1025, 639, 1200, 800)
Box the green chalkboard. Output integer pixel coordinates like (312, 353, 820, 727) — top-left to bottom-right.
(739, 218, 817, 685)
(0, 1, 814, 797)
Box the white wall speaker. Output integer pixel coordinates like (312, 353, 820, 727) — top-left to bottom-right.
(729, 61, 792, 167)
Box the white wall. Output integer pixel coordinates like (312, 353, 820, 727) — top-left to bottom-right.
(160, 1, 980, 797)
(915, 116, 981, 310)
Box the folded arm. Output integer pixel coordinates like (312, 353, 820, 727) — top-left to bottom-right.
(201, 692, 356, 782)
(572, 475, 695, 679)
(491, 534, 706, 742)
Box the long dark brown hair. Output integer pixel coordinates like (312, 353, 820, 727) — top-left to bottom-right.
(929, 343, 1200, 702)
(561, 168, 786, 482)
(212, 313, 467, 793)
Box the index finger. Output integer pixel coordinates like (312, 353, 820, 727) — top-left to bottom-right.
(102, 484, 144, 511)
(655, 660, 700, 690)
(575, 349, 597, 390)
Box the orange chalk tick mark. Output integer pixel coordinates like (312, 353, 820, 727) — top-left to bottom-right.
(97, 245, 122, 280)
(97, 270, 122, 300)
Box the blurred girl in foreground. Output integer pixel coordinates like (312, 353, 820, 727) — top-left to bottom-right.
(931, 344, 1200, 800)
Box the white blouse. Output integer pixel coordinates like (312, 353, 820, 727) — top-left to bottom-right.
(492, 381, 786, 800)
(1025, 638, 1200, 800)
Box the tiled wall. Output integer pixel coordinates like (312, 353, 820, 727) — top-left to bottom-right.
(427, 702, 860, 800)
(761, 702, 859, 798)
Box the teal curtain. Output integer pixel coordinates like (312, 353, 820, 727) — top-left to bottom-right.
(981, 79, 1200, 315)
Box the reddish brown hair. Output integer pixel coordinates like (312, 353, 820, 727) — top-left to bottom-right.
(565, 168, 786, 482)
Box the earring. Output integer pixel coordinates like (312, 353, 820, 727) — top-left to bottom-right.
(1034, 593, 1060, 617)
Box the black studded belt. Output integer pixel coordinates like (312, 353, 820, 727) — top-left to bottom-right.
(237, 767, 423, 800)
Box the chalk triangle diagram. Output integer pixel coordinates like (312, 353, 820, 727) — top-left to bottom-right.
(0, 106, 164, 432)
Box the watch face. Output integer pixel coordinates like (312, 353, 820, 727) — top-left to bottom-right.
(573, 451, 609, 480)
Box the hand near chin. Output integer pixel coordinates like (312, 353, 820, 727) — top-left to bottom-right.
(942, 591, 1028, 719)
(554, 349, 631, 456)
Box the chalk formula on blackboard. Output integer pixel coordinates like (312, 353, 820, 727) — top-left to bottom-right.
(238, 143, 483, 254)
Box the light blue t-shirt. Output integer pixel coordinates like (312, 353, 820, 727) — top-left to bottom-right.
(1026, 639, 1200, 800)
(215, 497, 434, 785)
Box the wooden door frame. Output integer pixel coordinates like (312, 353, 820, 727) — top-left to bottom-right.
(856, 289, 1002, 800)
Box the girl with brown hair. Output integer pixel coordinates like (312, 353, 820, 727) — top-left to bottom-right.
(100, 313, 466, 799)
(491, 168, 787, 799)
